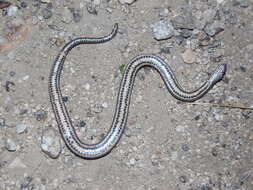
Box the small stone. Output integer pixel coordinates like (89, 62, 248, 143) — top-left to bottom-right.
(62, 96, 68, 102)
(151, 20, 174, 41)
(5, 138, 17, 151)
(8, 157, 26, 168)
(180, 29, 192, 38)
(0, 118, 5, 127)
(176, 125, 185, 132)
(129, 158, 136, 166)
(78, 120, 86, 128)
(9, 71, 15, 77)
(41, 8, 52, 19)
(5, 81, 15, 92)
(171, 11, 195, 29)
(118, 0, 137, 5)
(20, 2, 28, 8)
(211, 147, 218, 156)
(7, 5, 18, 17)
(32, 0, 41, 7)
(181, 144, 190, 151)
(61, 8, 72, 23)
(102, 102, 108, 108)
(179, 175, 188, 183)
(93, 104, 103, 113)
(16, 124, 27, 134)
(41, 128, 62, 159)
(40, 0, 51, 3)
(204, 21, 224, 37)
(84, 83, 90, 90)
(181, 49, 196, 64)
(0, 1, 11, 9)
(171, 151, 178, 160)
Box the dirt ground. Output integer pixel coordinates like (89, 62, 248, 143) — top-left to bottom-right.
(0, 0, 253, 189)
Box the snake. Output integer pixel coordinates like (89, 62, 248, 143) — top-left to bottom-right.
(48, 23, 226, 159)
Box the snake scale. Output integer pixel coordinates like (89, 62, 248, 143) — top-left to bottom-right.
(48, 23, 226, 159)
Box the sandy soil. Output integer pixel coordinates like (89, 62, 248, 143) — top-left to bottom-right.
(0, 0, 253, 189)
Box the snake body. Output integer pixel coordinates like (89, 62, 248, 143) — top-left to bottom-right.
(48, 24, 226, 159)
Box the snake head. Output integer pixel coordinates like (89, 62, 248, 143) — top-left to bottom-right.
(209, 64, 227, 85)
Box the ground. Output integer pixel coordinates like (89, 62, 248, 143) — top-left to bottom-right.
(0, 0, 253, 189)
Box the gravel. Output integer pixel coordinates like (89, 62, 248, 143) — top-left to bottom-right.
(0, 0, 252, 189)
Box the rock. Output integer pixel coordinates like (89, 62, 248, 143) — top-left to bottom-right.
(181, 49, 196, 64)
(41, 8, 52, 19)
(180, 29, 192, 38)
(20, 2, 28, 8)
(7, 5, 18, 17)
(181, 144, 190, 151)
(179, 175, 188, 183)
(171, 11, 195, 29)
(204, 21, 224, 37)
(16, 123, 27, 134)
(41, 128, 62, 159)
(8, 157, 26, 168)
(40, 0, 51, 3)
(61, 7, 72, 23)
(151, 20, 174, 41)
(5, 138, 17, 151)
(129, 158, 136, 166)
(118, 0, 137, 5)
(0, 1, 11, 9)
(0, 118, 5, 127)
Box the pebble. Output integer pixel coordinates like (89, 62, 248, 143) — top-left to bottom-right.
(129, 158, 136, 166)
(7, 5, 18, 17)
(16, 124, 27, 134)
(5, 138, 17, 152)
(41, 128, 62, 159)
(171, 11, 195, 29)
(180, 29, 193, 38)
(84, 83, 90, 90)
(181, 49, 196, 64)
(41, 8, 52, 19)
(181, 144, 190, 151)
(40, 0, 51, 3)
(151, 20, 174, 41)
(118, 0, 137, 5)
(179, 175, 188, 183)
(0, 118, 5, 127)
(61, 8, 72, 23)
(20, 2, 28, 8)
(0, 1, 11, 9)
(93, 104, 103, 113)
(204, 21, 224, 37)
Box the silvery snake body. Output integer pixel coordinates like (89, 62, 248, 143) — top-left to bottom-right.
(48, 24, 226, 159)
